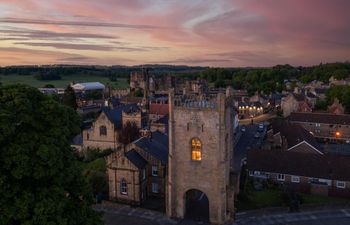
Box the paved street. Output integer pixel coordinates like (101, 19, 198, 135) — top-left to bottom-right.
(96, 203, 350, 225)
(234, 124, 265, 172)
(238, 113, 276, 125)
(234, 208, 350, 225)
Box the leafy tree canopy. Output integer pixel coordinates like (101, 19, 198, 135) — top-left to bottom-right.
(0, 84, 102, 225)
(62, 85, 78, 110)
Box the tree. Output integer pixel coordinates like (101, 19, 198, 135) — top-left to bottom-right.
(43, 84, 55, 88)
(63, 85, 78, 110)
(133, 88, 143, 97)
(0, 84, 102, 225)
(86, 90, 103, 100)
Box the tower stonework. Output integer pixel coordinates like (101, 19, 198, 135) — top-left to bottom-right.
(166, 90, 235, 224)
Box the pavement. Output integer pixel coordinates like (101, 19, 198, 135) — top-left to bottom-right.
(234, 208, 350, 225)
(96, 202, 350, 225)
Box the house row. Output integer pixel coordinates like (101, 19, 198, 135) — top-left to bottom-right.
(289, 112, 350, 141)
(249, 120, 350, 197)
(248, 149, 350, 197)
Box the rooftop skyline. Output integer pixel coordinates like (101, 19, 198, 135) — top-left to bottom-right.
(1, 0, 349, 67)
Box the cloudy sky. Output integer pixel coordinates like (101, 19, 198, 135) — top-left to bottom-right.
(0, 0, 349, 66)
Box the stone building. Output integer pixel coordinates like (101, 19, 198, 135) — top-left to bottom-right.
(106, 131, 168, 205)
(327, 98, 345, 115)
(281, 93, 312, 117)
(149, 96, 169, 122)
(166, 90, 235, 224)
(82, 104, 143, 150)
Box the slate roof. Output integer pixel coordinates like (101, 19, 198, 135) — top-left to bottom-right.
(306, 92, 316, 98)
(238, 101, 262, 107)
(134, 131, 168, 162)
(154, 114, 169, 124)
(247, 149, 350, 181)
(271, 120, 321, 151)
(101, 103, 139, 128)
(315, 88, 327, 94)
(290, 112, 350, 125)
(125, 149, 147, 169)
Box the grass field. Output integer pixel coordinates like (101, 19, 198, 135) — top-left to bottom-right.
(236, 188, 350, 211)
(0, 74, 128, 89)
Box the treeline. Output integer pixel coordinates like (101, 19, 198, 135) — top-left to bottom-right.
(0, 64, 206, 78)
(179, 62, 350, 95)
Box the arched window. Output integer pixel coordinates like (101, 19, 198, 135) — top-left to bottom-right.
(191, 138, 202, 161)
(100, 125, 107, 136)
(120, 179, 127, 195)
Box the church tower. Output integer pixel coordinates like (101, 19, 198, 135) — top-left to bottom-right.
(166, 89, 235, 224)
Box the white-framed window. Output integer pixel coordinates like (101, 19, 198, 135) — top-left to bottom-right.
(277, 174, 285, 181)
(315, 123, 321, 127)
(319, 179, 332, 186)
(142, 169, 146, 180)
(249, 171, 254, 176)
(152, 182, 159, 193)
(291, 176, 300, 183)
(336, 181, 346, 189)
(152, 166, 158, 176)
(120, 179, 127, 195)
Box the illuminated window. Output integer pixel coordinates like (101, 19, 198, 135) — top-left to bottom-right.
(191, 138, 202, 161)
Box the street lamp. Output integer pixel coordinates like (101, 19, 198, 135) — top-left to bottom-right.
(336, 131, 341, 138)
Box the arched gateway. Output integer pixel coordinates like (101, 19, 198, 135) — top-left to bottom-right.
(185, 189, 209, 222)
(166, 90, 235, 224)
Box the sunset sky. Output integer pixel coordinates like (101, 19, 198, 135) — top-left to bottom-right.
(0, 0, 349, 67)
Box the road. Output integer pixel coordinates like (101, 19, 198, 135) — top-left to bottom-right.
(235, 208, 350, 225)
(97, 204, 350, 225)
(234, 124, 265, 172)
(238, 113, 276, 125)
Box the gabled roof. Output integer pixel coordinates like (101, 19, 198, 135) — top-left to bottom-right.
(134, 131, 168, 162)
(271, 120, 321, 151)
(247, 149, 350, 181)
(101, 103, 139, 128)
(154, 114, 169, 124)
(125, 149, 147, 169)
(290, 112, 350, 125)
(292, 93, 306, 102)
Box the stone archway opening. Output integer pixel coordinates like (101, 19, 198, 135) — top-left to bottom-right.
(184, 189, 209, 222)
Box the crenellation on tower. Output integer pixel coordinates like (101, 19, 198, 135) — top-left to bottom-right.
(166, 87, 235, 224)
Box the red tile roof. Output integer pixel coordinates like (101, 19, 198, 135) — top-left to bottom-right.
(149, 103, 169, 116)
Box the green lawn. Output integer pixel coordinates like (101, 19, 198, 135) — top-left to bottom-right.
(236, 188, 350, 211)
(0, 74, 128, 89)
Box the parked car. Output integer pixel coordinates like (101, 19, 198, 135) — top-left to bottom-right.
(241, 126, 246, 132)
(254, 132, 260, 138)
(258, 123, 264, 132)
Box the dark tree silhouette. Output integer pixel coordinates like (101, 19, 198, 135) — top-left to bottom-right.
(0, 84, 102, 225)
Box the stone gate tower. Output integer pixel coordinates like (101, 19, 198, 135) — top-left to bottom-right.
(166, 89, 235, 224)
